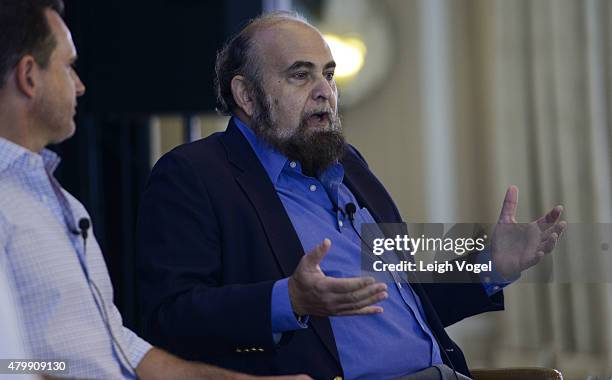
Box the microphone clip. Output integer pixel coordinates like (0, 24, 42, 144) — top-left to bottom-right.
(71, 218, 91, 240)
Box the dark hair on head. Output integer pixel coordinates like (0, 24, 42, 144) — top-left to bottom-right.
(214, 10, 308, 115)
(0, 0, 65, 88)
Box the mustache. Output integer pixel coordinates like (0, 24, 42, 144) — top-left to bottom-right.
(303, 107, 336, 120)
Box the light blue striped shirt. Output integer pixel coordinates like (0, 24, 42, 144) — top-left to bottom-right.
(0, 137, 151, 379)
(0, 263, 36, 380)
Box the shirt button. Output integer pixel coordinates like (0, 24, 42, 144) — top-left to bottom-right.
(338, 220, 344, 228)
(41, 195, 48, 203)
(397, 282, 402, 289)
(309, 184, 317, 192)
(29, 157, 37, 167)
(289, 161, 297, 168)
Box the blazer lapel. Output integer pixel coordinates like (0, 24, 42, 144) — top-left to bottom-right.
(342, 147, 403, 225)
(220, 120, 341, 366)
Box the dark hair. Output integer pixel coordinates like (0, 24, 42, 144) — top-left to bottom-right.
(0, 0, 64, 88)
(214, 11, 308, 115)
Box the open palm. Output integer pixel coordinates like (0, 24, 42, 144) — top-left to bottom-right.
(491, 186, 567, 279)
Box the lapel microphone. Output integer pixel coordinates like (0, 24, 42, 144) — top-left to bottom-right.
(78, 218, 90, 240)
(333, 203, 357, 221)
(71, 218, 91, 241)
(345, 203, 357, 221)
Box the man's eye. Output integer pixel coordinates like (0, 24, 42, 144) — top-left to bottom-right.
(293, 72, 308, 80)
(325, 72, 335, 81)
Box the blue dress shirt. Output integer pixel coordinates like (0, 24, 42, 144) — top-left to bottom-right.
(235, 118, 444, 380)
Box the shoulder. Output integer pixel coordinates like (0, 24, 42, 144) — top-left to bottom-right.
(151, 132, 232, 176)
(61, 189, 92, 223)
(342, 143, 370, 171)
(159, 132, 226, 168)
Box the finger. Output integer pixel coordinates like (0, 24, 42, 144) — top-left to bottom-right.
(319, 275, 376, 293)
(335, 291, 388, 312)
(536, 205, 564, 231)
(302, 239, 332, 268)
(556, 220, 567, 236)
(336, 305, 384, 316)
(522, 251, 544, 269)
(536, 232, 558, 254)
(341, 282, 387, 302)
(498, 185, 519, 223)
(540, 221, 567, 241)
(549, 221, 566, 238)
(334, 283, 387, 305)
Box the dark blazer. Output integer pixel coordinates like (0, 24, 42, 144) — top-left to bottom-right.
(136, 119, 504, 379)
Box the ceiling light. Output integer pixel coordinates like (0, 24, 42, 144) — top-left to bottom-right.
(324, 34, 367, 82)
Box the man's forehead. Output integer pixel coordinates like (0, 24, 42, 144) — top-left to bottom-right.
(255, 21, 334, 70)
(45, 9, 76, 55)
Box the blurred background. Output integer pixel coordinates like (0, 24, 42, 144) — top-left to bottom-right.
(57, 0, 612, 378)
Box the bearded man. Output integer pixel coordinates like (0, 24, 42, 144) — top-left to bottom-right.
(136, 12, 565, 380)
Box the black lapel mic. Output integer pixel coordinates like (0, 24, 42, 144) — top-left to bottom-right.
(334, 203, 357, 222)
(71, 218, 91, 241)
(78, 218, 90, 240)
(344, 202, 367, 249)
(345, 203, 357, 222)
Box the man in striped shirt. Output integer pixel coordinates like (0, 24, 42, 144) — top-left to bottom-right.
(0, 1, 309, 379)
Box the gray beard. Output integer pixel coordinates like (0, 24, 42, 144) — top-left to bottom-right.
(250, 91, 346, 177)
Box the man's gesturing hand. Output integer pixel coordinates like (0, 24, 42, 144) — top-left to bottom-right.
(288, 239, 388, 317)
(492, 185, 567, 279)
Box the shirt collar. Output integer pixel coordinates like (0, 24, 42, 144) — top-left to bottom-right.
(232, 116, 345, 187)
(233, 116, 288, 185)
(0, 137, 61, 175)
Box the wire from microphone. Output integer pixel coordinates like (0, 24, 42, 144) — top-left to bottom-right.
(72, 217, 137, 378)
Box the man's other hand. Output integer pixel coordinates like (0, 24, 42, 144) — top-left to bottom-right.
(288, 238, 388, 317)
(136, 347, 313, 380)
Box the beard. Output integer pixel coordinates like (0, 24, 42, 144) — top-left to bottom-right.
(250, 86, 346, 177)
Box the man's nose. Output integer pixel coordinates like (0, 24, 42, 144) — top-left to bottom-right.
(75, 74, 86, 97)
(311, 75, 333, 102)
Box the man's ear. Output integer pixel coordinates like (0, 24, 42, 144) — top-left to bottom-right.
(14, 55, 38, 99)
(230, 75, 255, 117)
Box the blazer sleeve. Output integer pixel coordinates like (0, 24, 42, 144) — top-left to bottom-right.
(420, 282, 504, 327)
(137, 150, 276, 356)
